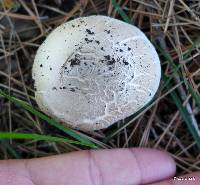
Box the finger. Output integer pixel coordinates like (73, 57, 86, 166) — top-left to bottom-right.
(149, 172, 200, 185)
(0, 148, 176, 185)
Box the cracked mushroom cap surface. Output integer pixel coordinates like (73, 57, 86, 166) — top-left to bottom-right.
(32, 15, 161, 131)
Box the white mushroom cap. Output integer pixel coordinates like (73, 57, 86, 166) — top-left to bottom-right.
(32, 15, 161, 131)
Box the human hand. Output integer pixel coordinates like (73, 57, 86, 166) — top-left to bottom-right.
(0, 148, 199, 185)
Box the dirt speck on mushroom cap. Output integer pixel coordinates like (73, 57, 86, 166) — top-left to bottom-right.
(32, 15, 161, 131)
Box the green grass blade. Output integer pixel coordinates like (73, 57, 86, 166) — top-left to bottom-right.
(0, 140, 21, 159)
(0, 89, 97, 148)
(165, 82, 200, 149)
(153, 42, 182, 90)
(153, 36, 200, 91)
(112, 0, 131, 24)
(169, 92, 198, 145)
(182, 36, 200, 108)
(183, 36, 200, 60)
(151, 41, 200, 149)
(154, 41, 200, 149)
(0, 132, 97, 147)
(188, 83, 200, 108)
(161, 68, 200, 149)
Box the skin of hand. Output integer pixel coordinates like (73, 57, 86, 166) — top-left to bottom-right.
(0, 148, 199, 185)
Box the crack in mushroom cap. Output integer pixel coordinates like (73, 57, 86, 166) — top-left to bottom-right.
(32, 15, 161, 131)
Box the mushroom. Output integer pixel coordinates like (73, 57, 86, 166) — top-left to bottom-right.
(32, 15, 161, 131)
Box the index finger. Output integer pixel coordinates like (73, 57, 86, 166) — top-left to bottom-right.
(0, 148, 176, 185)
